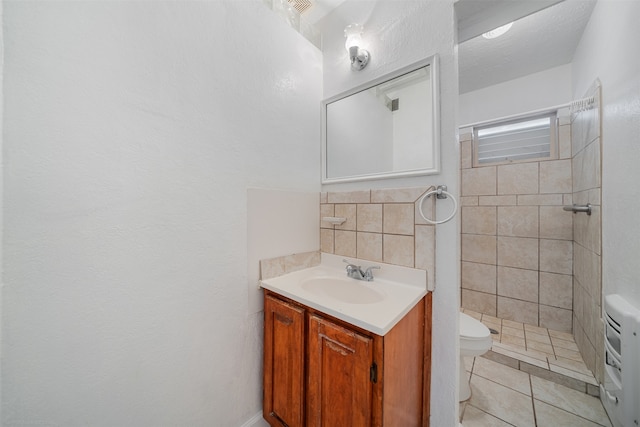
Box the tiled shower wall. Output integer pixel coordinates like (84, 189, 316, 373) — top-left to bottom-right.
(459, 110, 575, 332)
(320, 188, 436, 288)
(571, 82, 603, 383)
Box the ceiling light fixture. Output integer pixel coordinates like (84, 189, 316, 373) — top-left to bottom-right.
(344, 24, 370, 71)
(482, 22, 513, 39)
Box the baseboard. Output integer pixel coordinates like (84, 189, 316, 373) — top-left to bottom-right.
(240, 411, 268, 427)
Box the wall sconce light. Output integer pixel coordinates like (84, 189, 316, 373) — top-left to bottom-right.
(344, 24, 370, 71)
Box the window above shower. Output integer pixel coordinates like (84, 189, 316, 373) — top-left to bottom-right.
(472, 112, 558, 167)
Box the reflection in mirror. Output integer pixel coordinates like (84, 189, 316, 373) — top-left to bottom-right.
(322, 56, 439, 183)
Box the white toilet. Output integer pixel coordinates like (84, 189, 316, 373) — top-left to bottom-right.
(459, 312, 492, 401)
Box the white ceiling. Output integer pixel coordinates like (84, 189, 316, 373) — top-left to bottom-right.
(455, 0, 564, 43)
(458, 0, 597, 93)
(301, 0, 347, 24)
(304, 0, 597, 94)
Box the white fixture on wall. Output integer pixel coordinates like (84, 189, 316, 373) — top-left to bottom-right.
(321, 216, 346, 225)
(602, 294, 640, 427)
(344, 23, 370, 71)
(482, 22, 513, 39)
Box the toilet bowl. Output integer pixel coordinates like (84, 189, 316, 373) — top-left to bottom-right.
(459, 312, 492, 401)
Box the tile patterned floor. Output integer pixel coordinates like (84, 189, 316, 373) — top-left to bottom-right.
(460, 309, 612, 427)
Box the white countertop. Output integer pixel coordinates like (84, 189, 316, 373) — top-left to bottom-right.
(260, 253, 428, 336)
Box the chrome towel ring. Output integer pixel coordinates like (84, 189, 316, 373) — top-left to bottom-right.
(418, 185, 458, 225)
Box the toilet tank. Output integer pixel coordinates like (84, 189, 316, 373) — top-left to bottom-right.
(602, 294, 640, 427)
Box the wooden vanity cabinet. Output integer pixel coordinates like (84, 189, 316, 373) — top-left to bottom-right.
(307, 314, 375, 426)
(263, 295, 305, 426)
(263, 290, 431, 427)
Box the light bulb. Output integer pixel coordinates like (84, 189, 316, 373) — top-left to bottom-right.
(344, 24, 364, 52)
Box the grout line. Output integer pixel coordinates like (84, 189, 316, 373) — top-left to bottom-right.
(472, 371, 532, 398)
(549, 330, 559, 359)
(529, 373, 538, 427)
(464, 403, 519, 426)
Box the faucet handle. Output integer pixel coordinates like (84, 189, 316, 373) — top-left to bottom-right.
(364, 265, 380, 281)
(342, 258, 360, 268)
(343, 259, 365, 279)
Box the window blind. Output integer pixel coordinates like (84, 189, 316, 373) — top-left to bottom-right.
(475, 115, 554, 164)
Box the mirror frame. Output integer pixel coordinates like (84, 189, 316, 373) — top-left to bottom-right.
(321, 55, 440, 184)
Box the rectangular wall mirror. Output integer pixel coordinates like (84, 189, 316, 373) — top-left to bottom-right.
(322, 55, 440, 184)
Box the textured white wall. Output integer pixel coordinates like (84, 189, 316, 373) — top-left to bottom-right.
(2, 1, 321, 425)
(318, 2, 459, 425)
(247, 188, 320, 315)
(0, 1, 4, 422)
(459, 64, 572, 126)
(572, 0, 640, 308)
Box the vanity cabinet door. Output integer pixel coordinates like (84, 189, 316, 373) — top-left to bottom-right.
(263, 295, 305, 427)
(306, 314, 374, 427)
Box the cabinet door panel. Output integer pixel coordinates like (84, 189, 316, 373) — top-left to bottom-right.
(264, 295, 305, 427)
(307, 314, 373, 427)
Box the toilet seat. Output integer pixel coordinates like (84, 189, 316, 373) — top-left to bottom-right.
(460, 312, 491, 352)
(460, 312, 491, 339)
(460, 312, 492, 357)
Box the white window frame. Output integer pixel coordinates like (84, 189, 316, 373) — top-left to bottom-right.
(472, 112, 558, 167)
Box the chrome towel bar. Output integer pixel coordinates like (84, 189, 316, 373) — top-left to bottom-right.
(563, 203, 592, 215)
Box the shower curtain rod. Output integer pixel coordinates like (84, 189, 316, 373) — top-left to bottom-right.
(460, 95, 596, 130)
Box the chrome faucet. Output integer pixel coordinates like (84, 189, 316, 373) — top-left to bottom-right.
(343, 259, 380, 282)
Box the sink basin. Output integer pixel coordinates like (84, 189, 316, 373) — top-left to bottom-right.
(259, 254, 428, 335)
(300, 276, 385, 304)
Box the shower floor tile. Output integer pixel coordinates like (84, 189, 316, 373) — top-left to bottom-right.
(460, 310, 613, 426)
(462, 309, 593, 375)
